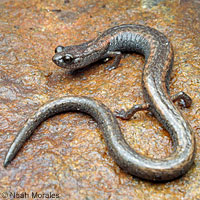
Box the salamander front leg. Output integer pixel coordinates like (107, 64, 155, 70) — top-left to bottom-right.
(171, 91, 192, 108)
(104, 51, 122, 71)
(115, 103, 150, 120)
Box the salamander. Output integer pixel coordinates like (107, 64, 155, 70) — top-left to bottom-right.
(4, 24, 195, 181)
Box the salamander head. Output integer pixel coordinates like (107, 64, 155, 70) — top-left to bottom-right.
(52, 45, 83, 70)
(52, 40, 108, 72)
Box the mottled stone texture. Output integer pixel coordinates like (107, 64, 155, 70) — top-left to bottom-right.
(0, 0, 199, 199)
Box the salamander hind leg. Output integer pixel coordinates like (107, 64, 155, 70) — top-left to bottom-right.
(104, 51, 122, 71)
(115, 103, 150, 120)
(171, 91, 192, 108)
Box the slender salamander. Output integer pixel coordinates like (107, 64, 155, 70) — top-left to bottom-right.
(4, 24, 195, 181)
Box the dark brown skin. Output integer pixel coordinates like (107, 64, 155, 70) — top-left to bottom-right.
(4, 24, 195, 181)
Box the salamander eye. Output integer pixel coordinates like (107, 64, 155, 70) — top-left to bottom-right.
(55, 46, 64, 53)
(63, 54, 73, 63)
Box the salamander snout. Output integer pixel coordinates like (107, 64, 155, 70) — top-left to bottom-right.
(52, 54, 65, 67)
(53, 45, 74, 68)
(52, 52, 74, 68)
